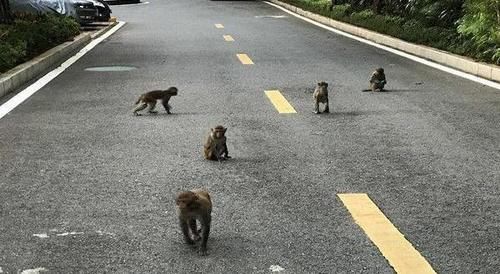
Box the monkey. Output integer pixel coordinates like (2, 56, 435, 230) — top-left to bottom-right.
(176, 189, 212, 256)
(133, 87, 178, 116)
(203, 125, 231, 161)
(313, 81, 330, 114)
(363, 68, 387, 92)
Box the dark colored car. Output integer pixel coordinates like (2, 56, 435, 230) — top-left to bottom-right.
(10, 0, 101, 24)
(88, 0, 112, 21)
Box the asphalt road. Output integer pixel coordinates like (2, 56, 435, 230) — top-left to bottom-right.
(1, 0, 499, 273)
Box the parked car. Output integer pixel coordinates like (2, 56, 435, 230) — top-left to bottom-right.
(87, 0, 112, 22)
(10, 0, 106, 24)
(102, 0, 140, 4)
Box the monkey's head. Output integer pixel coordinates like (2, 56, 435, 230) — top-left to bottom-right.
(211, 125, 227, 139)
(166, 87, 178, 96)
(176, 191, 199, 210)
(375, 68, 384, 74)
(317, 82, 328, 88)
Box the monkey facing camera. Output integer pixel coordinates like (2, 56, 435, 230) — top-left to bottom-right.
(369, 68, 387, 92)
(313, 81, 330, 114)
(176, 189, 212, 256)
(203, 125, 231, 161)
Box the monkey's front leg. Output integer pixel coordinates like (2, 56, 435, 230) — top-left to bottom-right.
(222, 144, 231, 159)
(324, 100, 330, 113)
(189, 219, 200, 241)
(162, 99, 172, 114)
(199, 217, 211, 256)
(313, 101, 320, 114)
(180, 218, 195, 245)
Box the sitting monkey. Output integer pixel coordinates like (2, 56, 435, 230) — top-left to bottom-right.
(368, 68, 387, 91)
(133, 87, 178, 116)
(176, 189, 212, 256)
(313, 81, 330, 114)
(203, 125, 231, 161)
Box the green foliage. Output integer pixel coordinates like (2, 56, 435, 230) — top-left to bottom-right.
(0, 14, 79, 73)
(329, 4, 352, 19)
(279, 0, 500, 65)
(458, 0, 500, 64)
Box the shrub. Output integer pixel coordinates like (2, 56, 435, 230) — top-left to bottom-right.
(278, 0, 500, 65)
(0, 14, 79, 73)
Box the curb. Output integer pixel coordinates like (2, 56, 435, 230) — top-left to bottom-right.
(268, 0, 500, 84)
(0, 22, 117, 100)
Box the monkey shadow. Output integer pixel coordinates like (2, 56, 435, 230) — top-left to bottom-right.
(134, 112, 201, 117)
(169, 235, 250, 259)
(318, 110, 385, 117)
(363, 89, 426, 93)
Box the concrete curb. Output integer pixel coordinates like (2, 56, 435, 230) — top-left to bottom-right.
(268, 0, 500, 84)
(0, 22, 117, 99)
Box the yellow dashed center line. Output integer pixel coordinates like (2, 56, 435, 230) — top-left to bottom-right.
(264, 90, 297, 114)
(223, 35, 235, 42)
(338, 193, 437, 274)
(215, 24, 224, 29)
(236, 54, 254, 65)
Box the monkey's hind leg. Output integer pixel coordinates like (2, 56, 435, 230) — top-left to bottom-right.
(148, 101, 158, 114)
(133, 102, 148, 116)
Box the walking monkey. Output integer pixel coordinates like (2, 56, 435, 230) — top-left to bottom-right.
(133, 87, 178, 116)
(176, 189, 212, 256)
(313, 81, 330, 114)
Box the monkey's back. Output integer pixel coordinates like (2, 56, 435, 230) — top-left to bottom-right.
(192, 189, 212, 210)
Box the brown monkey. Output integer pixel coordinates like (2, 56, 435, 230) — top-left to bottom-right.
(313, 81, 330, 114)
(203, 125, 231, 161)
(133, 87, 178, 116)
(366, 68, 387, 92)
(176, 189, 212, 256)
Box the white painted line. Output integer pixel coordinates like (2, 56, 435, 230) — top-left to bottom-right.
(0, 266, 3, 273)
(96, 230, 116, 236)
(255, 15, 288, 18)
(269, 265, 285, 272)
(56, 231, 84, 236)
(0, 21, 126, 120)
(264, 1, 500, 91)
(33, 233, 49, 238)
(20, 268, 48, 274)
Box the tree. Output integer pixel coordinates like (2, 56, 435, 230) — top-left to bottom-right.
(0, 0, 12, 24)
(458, 0, 500, 63)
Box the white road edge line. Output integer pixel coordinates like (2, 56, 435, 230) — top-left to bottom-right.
(0, 21, 126, 120)
(264, 1, 500, 91)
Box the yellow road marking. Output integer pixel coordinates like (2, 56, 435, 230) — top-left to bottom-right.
(338, 193, 436, 274)
(223, 35, 235, 42)
(236, 54, 254, 65)
(215, 24, 224, 28)
(264, 90, 297, 114)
